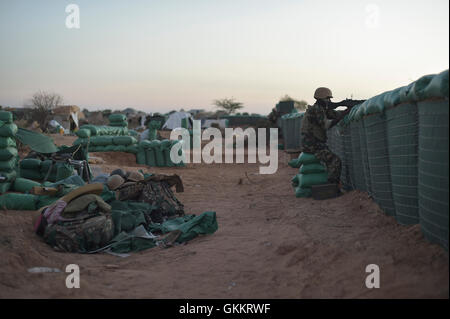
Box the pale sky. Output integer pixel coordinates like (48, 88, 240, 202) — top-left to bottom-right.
(0, 0, 448, 114)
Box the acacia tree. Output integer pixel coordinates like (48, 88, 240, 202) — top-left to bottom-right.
(30, 90, 63, 129)
(213, 98, 244, 115)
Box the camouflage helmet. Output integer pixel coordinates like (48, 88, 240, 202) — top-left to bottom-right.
(314, 87, 333, 100)
(127, 171, 144, 182)
(107, 175, 125, 190)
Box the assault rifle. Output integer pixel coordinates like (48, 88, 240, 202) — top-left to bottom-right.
(329, 98, 366, 110)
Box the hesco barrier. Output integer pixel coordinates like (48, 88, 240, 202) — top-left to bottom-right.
(350, 121, 366, 191)
(418, 98, 449, 249)
(364, 113, 396, 216)
(281, 113, 303, 150)
(358, 120, 372, 194)
(340, 124, 353, 190)
(386, 102, 419, 224)
(285, 70, 448, 249)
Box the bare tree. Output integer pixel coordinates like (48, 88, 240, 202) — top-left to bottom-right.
(30, 90, 63, 129)
(213, 98, 244, 115)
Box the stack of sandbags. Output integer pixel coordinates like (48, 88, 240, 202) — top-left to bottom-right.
(137, 139, 185, 167)
(109, 114, 128, 127)
(77, 125, 128, 137)
(19, 158, 74, 183)
(0, 111, 19, 194)
(147, 121, 161, 141)
(74, 135, 139, 154)
(291, 153, 328, 198)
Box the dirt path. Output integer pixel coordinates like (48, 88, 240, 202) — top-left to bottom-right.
(0, 136, 448, 298)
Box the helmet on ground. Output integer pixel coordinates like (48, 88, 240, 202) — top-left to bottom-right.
(107, 175, 125, 190)
(127, 171, 144, 182)
(110, 168, 127, 179)
(314, 87, 333, 100)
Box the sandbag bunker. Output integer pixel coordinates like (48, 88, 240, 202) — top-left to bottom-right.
(0, 111, 216, 254)
(74, 114, 186, 167)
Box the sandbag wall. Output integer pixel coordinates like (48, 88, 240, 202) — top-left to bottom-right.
(19, 158, 74, 183)
(325, 69, 449, 249)
(74, 135, 139, 154)
(136, 139, 185, 167)
(0, 111, 19, 194)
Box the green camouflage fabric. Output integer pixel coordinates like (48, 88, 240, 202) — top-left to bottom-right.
(300, 103, 342, 184)
(43, 213, 114, 253)
(300, 103, 340, 144)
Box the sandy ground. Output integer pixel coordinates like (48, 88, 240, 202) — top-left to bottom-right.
(0, 134, 448, 298)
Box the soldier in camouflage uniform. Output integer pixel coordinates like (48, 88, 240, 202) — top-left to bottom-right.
(300, 87, 350, 184)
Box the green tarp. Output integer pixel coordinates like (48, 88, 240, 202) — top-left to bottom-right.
(15, 128, 59, 154)
(110, 211, 218, 253)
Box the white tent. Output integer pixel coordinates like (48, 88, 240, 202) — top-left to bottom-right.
(162, 112, 193, 130)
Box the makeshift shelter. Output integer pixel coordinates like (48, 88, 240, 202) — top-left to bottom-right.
(50, 105, 84, 132)
(162, 112, 193, 130)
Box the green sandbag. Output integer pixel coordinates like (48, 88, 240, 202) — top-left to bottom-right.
(136, 150, 146, 164)
(291, 174, 300, 187)
(13, 178, 42, 193)
(40, 160, 56, 175)
(90, 136, 113, 146)
(145, 148, 157, 167)
(0, 111, 13, 123)
(19, 168, 43, 180)
(0, 137, 16, 148)
(20, 158, 42, 169)
(0, 123, 18, 137)
(36, 195, 59, 209)
(75, 129, 91, 138)
(103, 145, 116, 152)
(288, 158, 301, 168)
(139, 140, 152, 149)
(125, 144, 139, 154)
(109, 122, 128, 127)
(113, 136, 137, 146)
(56, 163, 74, 181)
(298, 172, 328, 188)
(0, 147, 18, 161)
(163, 149, 174, 167)
(154, 149, 165, 167)
(0, 193, 37, 210)
(299, 163, 327, 174)
(109, 114, 127, 123)
(73, 138, 89, 146)
(295, 186, 312, 198)
(0, 182, 11, 194)
(0, 170, 17, 182)
(298, 152, 320, 165)
(148, 128, 157, 141)
(0, 158, 18, 171)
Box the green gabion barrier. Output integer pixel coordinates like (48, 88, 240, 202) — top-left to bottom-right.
(340, 124, 353, 190)
(386, 102, 419, 225)
(358, 120, 371, 194)
(364, 113, 396, 216)
(350, 121, 366, 191)
(418, 98, 449, 249)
